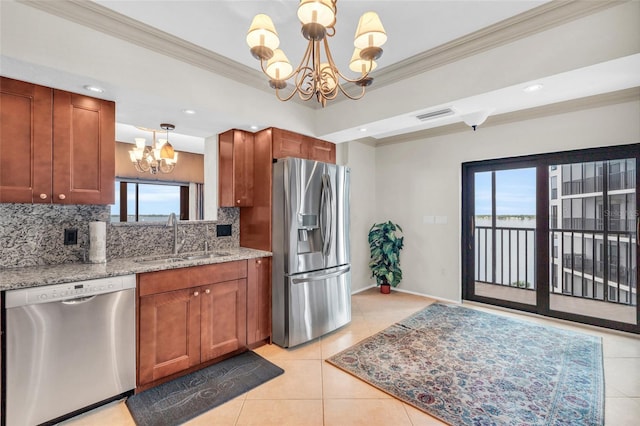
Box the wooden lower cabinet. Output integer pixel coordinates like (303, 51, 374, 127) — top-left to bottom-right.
(201, 279, 247, 361)
(247, 257, 271, 346)
(137, 261, 248, 388)
(138, 288, 201, 384)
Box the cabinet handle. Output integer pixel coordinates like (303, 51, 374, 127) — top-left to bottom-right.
(236, 200, 241, 204)
(205, 289, 210, 294)
(257, 260, 262, 265)
(39, 193, 47, 200)
(58, 194, 66, 200)
(193, 291, 199, 297)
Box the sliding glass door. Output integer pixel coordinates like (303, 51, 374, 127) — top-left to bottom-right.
(462, 145, 639, 334)
(549, 159, 637, 325)
(473, 167, 537, 306)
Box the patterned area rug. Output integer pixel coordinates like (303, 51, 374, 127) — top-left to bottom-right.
(126, 351, 283, 426)
(327, 303, 604, 426)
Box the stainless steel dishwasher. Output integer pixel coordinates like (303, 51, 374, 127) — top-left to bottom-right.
(4, 275, 136, 426)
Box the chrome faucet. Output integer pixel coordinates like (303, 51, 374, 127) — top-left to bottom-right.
(167, 213, 184, 255)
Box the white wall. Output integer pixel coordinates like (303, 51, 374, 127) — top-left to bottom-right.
(350, 99, 639, 302)
(341, 141, 378, 292)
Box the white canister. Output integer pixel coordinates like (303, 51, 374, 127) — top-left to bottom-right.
(88, 221, 107, 263)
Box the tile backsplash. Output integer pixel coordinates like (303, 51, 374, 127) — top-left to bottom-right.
(0, 204, 239, 269)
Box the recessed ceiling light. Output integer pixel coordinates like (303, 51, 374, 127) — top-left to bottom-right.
(359, 127, 367, 132)
(523, 83, 543, 93)
(250, 125, 259, 130)
(83, 85, 104, 93)
(182, 109, 196, 115)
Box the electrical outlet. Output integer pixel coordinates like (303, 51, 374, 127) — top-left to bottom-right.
(64, 228, 78, 245)
(216, 224, 232, 237)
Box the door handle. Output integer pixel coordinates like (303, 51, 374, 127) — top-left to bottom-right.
(321, 174, 333, 257)
(291, 265, 351, 284)
(469, 216, 475, 250)
(61, 295, 97, 305)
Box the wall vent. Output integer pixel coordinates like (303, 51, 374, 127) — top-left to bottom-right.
(416, 108, 454, 121)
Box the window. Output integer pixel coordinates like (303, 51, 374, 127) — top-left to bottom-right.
(550, 176, 557, 200)
(111, 180, 188, 222)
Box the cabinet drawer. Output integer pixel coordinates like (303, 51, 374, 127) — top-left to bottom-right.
(190, 260, 247, 285)
(138, 260, 248, 296)
(139, 267, 191, 296)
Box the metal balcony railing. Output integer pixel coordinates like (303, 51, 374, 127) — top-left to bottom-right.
(475, 223, 637, 306)
(554, 229, 637, 306)
(474, 226, 536, 290)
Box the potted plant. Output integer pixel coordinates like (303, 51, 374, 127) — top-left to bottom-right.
(368, 221, 404, 294)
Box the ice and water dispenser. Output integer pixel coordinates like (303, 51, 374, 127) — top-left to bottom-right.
(297, 213, 320, 255)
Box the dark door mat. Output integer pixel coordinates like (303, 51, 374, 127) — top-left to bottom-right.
(126, 351, 284, 426)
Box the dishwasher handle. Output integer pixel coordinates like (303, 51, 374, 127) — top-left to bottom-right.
(61, 295, 97, 305)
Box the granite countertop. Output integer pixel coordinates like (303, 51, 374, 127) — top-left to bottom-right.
(0, 247, 272, 291)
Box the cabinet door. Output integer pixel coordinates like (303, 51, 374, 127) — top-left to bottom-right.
(0, 77, 52, 203)
(200, 279, 247, 362)
(138, 288, 201, 385)
(52, 90, 115, 204)
(218, 130, 254, 207)
(307, 137, 336, 164)
(272, 128, 308, 159)
(247, 257, 272, 346)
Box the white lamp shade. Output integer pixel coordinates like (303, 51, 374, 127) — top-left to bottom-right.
(134, 138, 146, 149)
(247, 14, 280, 50)
(349, 48, 377, 74)
(354, 12, 387, 49)
(297, 0, 336, 27)
(266, 49, 293, 80)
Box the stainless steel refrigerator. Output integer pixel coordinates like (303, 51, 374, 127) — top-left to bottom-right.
(272, 157, 351, 348)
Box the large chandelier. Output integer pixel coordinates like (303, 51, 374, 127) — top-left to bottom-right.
(246, 0, 387, 107)
(129, 123, 179, 174)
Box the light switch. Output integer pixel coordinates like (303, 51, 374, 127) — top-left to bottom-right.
(435, 216, 448, 224)
(423, 215, 435, 224)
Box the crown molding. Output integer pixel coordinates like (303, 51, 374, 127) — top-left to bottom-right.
(18, 0, 623, 109)
(17, 0, 270, 93)
(375, 87, 640, 147)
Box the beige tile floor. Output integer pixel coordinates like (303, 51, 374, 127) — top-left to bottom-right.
(63, 289, 639, 426)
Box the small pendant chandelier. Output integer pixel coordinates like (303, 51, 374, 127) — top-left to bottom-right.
(246, 0, 387, 107)
(129, 123, 179, 174)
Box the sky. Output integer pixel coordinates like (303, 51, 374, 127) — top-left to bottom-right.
(111, 182, 181, 217)
(475, 167, 537, 215)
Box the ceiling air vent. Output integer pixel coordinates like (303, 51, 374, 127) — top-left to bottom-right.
(416, 108, 454, 121)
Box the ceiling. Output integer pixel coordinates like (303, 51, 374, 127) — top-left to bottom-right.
(1, 0, 639, 153)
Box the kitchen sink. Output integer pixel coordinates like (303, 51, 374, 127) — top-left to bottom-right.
(134, 256, 183, 264)
(135, 251, 233, 264)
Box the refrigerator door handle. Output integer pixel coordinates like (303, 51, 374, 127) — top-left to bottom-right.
(320, 174, 333, 257)
(291, 265, 351, 284)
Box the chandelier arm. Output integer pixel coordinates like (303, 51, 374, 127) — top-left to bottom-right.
(336, 81, 367, 101)
(319, 37, 372, 85)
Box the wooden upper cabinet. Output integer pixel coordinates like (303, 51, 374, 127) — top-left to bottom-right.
(272, 128, 306, 159)
(271, 127, 336, 163)
(0, 77, 115, 204)
(306, 136, 336, 163)
(0, 77, 53, 203)
(219, 129, 254, 207)
(53, 90, 115, 204)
